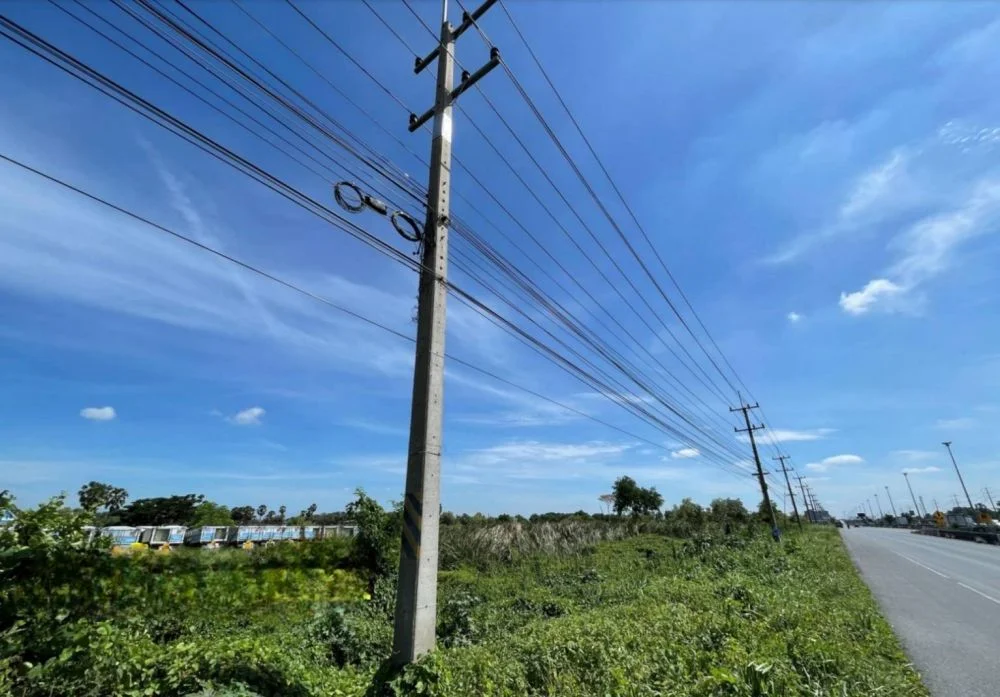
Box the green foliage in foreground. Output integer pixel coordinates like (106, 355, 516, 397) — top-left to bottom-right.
(0, 495, 926, 697)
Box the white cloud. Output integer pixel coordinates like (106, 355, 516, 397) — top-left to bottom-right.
(935, 417, 976, 430)
(805, 453, 863, 472)
(472, 441, 632, 464)
(670, 447, 700, 459)
(80, 406, 116, 421)
(738, 428, 834, 444)
(891, 449, 937, 461)
(764, 149, 911, 265)
(228, 406, 265, 426)
(787, 312, 803, 323)
(840, 176, 1000, 315)
(902, 466, 942, 474)
(838, 150, 908, 221)
(839, 278, 904, 315)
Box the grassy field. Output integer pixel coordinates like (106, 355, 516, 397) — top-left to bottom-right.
(1, 502, 927, 697)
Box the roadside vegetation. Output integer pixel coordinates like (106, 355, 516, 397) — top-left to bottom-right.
(0, 486, 927, 697)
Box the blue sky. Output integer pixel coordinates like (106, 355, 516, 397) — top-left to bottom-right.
(2, 1, 1000, 519)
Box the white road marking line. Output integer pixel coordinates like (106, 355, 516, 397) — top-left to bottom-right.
(957, 582, 1000, 606)
(895, 552, 950, 578)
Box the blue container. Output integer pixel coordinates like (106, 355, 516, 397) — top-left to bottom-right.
(102, 526, 143, 546)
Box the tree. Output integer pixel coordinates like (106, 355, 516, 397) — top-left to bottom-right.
(636, 487, 664, 515)
(190, 501, 234, 526)
(278, 505, 287, 523)
(118, 494, 204, 526)
(78, 481, 128, 513)
(231, 506, 256, 525)
(709, 498, 749, 524)
(256, 504, 268, 520)
(673, 498, 705, 529)
(612, 476, 641, 515)
(299, 503, 318, 522)
(346, 489, 401, 577)
(756, 499, 785, 526)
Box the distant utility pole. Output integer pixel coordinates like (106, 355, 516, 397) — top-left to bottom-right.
(942, 441, 974, 512)
(918, 495, 928, 518)
(903, 472, 920, 518)
(796, 475, 810, 522)
(866, 499, 875, 519)
(874, 493, 884, 518)
(774, 455, 802, 530)
(933, 498, 940, 513)
(984, 487, 997, 513)
(393, 0, 500, 667)
(884, 486, 898, 517)
(952, 494, 962, 510)
(732, 399, 779, 540)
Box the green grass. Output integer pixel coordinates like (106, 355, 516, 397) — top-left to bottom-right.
(4, 526, 927, 697)
(418, 528, 926, 696)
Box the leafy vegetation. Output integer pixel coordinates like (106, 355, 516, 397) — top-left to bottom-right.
(0, 488, 927, 697)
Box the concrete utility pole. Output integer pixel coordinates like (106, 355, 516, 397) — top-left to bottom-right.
(884, 486, 898, 517)
(942, 441, 974, 512)
(393, 0, 500, 667)
(918, 495, 928, 518)
(874, 493, 884, 518)
(903, 472, 920, 518)
(796, 475, 810, 522)
(774, 455, 802, 530)
(732, 399, 779, 540)
(866, 499, 875, 519)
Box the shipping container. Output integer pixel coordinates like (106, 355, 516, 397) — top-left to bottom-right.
(184, 526, 230, 546)
(101, 526, 144, 546)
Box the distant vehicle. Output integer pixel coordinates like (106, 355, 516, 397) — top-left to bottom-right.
(834, 520, 844, 528)
(946, 514, 977, 528)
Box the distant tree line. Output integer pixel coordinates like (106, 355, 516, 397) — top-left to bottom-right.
(75, 481, 349, 528)
(69, 475, 780, 531)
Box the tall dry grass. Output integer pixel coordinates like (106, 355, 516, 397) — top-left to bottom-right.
(440, 518, 635, 568)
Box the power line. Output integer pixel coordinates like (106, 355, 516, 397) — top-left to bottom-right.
(3, 8, 755, 476)
(127, 0, 751, 468)
(0, 151, 703, 464)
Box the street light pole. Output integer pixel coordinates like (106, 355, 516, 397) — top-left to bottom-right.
(903, 472, 920, 518)
(942, 441, 974, 512)
(884, 486, 898, 517)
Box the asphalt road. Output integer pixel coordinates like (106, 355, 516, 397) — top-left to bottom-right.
(842, 527, 1000, 697)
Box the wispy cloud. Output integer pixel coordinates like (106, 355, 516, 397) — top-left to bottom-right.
(738, 427, 834, 444)
(228, 406, 265, 426)
(342, 419, 407, 437)
(786, 311, 803, 323)
(902, 466, 941, 474)
(935, 417, 976, 430)
(80, 406, 116, 421)
(764, 148, 911, 265)
(836, 125, 1000, 315)
(670, 447, 700, 459)
(891, 449, 937, 461)
(805, 454, 863, 472)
